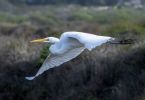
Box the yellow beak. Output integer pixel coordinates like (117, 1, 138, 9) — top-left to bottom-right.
(30, 38, 48, 43)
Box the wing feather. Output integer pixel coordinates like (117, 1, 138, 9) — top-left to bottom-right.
(61, 32, 113, 51)
(25, 47, 85, 80)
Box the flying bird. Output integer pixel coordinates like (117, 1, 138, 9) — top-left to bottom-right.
(25, 31, 121, 80)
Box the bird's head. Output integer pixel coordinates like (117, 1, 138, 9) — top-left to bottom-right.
(30, 37, 59, 44)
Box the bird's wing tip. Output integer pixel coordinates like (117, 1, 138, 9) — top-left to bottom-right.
(25, 76, 35, 80)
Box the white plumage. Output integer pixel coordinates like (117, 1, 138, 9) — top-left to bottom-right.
(25, 31, 113, 80)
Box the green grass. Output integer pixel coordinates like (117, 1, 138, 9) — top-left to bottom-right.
(0, 6, 145, 37)
(0, 12, 28, 23)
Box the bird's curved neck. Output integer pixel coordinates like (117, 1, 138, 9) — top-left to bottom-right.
(49, 37, 60, 44)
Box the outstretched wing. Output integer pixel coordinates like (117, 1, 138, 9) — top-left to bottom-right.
(25, 47, 85, 80)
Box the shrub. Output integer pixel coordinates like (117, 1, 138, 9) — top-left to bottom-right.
(102, 21, 145, 38)
(37, 45, 50, 66)
(0, 42, 145, 100)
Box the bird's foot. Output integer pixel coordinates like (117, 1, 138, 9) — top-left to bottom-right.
(25, 76, 35, 80)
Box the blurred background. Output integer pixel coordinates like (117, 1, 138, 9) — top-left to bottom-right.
(1, 0, 145, 100)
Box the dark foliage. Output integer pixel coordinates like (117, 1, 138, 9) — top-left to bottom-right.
(0, 44, 145, 100)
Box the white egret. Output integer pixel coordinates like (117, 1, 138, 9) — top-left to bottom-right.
(25, 31, 115, 80)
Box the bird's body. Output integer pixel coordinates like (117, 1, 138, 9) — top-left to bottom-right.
(50, 32, 112, 54)
(25, 31, 113, 80)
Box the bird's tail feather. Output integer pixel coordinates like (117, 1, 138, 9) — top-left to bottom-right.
(109, 39, 136, 44)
